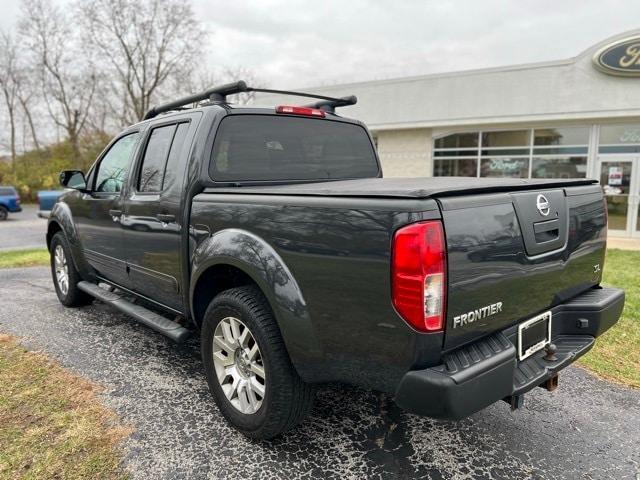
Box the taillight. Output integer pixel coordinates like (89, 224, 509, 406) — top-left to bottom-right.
(276, 105, 325, 118)
(391, 220, 447, 332)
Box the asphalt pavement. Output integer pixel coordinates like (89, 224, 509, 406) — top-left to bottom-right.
(0, 204, 47, 250)
(0, 267, 639, 480)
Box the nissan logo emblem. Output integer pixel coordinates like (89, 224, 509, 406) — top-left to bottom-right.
(536, 194, 551, 216)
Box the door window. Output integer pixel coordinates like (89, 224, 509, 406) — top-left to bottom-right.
(161, 123, 190, 191)
(95, 133, 140, 193)
(137, 122, 189, 192)
(138, 125, 176, 192)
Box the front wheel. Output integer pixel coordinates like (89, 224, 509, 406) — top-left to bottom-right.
(201, 286, 315, 439)
(50, 232, 92, 307)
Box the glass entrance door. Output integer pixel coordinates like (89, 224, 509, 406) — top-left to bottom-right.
(598, 158, 639, 236)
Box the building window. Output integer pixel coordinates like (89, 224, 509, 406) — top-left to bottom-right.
(481, 157, 529, 178)
(434, 158, 477, 177)
(534, 127, 589, 146)
(433, 127, 589, 179)
(434, 132, 478, 149)
(599, 124, 640, 154)
(531, 156, 588, 179)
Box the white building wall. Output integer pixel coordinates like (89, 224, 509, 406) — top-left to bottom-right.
(375, 128, 432, 177)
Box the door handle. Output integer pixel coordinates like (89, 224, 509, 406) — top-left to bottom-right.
(156, 213, 175, 223)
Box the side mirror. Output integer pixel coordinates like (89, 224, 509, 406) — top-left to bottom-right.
(59, 170, 88, 191)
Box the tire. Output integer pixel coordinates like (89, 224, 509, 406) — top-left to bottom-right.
(50, 232, 93, 307)
(201, 285, 315, 439)
(0, 206, 8, 221)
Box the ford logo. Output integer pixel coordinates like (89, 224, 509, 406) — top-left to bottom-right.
(593, 35, 640, 76)
(536, 194, 550, 216)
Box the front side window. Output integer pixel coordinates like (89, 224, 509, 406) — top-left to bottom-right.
(95, 133, 140, 193)
(210, 115, 378, 182)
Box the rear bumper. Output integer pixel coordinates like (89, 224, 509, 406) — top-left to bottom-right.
(37, 210, 51, 218)
(394, 286, 624, 419)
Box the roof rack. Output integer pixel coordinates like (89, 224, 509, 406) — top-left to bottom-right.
(143, 81, 357, 120)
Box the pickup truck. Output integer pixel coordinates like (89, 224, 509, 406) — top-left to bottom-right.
(37, 190, 63, 218)
(49, 82, 625, 439)
(0, 186, 22, 220)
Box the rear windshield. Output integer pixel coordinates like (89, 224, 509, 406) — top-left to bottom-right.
(0, 187, 17, 196)
(210, 115, 378, 182)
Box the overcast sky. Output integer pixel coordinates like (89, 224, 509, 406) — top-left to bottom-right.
(2, 0, 640, 88)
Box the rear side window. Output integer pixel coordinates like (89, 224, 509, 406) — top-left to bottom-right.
(137, 122, 190, 192)
(0, 187, 17, 196)
(138, 125, 176, 192)
(210, 115, 378, 182)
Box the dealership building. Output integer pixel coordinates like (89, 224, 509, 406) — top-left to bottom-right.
(263, 30, 640, 237)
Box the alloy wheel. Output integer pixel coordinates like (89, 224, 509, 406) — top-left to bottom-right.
(213, 316, 266, 414)
(54, 244, 69, 296)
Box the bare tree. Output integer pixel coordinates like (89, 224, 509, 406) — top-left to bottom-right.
(0, 32, 19, 170)
(171, 64, 264, 109)
(221, 66, 263, 106)
(76, 0, 207, 124)
(20, 0, 98, 165)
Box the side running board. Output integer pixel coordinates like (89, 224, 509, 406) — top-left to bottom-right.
(77, 281, 191, 343)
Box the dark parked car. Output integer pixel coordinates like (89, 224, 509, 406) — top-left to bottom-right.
(37, 190, 63, 218)
(47, 82, 624, 439)
(0, 186, 21, 220)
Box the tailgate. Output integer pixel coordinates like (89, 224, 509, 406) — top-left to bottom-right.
(440, 184, 607, 351)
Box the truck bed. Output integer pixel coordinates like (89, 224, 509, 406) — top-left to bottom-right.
(206, 177, 597, 199)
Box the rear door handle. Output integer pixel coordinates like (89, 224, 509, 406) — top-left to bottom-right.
(156, 214, 175, 223)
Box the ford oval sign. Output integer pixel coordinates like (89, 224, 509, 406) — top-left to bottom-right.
(593, 35, 640, 76)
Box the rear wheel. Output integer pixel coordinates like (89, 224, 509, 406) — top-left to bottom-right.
(0, 206, 8, 221)
(201, 286, 315, 439)
(50, 232, 92, 307)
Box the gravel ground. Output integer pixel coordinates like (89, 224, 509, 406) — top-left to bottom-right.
(0, 266, 639, 480)
(0, 204, 47, 250)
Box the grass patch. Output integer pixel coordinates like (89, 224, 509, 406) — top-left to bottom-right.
(578, 249, 640, 388)
(0, 249, 49, 269)
(0, 334, 129, 479)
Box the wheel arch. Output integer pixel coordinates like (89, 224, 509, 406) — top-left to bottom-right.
(190, 229, 322, 381)
(47, 201, 94, 280)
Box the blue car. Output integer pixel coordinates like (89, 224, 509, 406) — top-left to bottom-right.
(37, 190, 63, 218)
(0, 186, 21, 221)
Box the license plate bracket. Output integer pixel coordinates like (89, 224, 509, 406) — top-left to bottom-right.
(518, 311, 552, 361)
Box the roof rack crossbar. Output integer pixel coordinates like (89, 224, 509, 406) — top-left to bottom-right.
(143, 81, 357, 120)
(302, 95, 357, 113)
(143, 81, 248, 120)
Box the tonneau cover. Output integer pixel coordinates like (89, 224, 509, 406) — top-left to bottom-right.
(205, 177, 597, 199)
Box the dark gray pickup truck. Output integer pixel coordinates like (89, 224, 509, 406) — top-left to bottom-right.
(49, 82, 624, 439)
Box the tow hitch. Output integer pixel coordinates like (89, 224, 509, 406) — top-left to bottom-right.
(540, 374, 559, 392)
